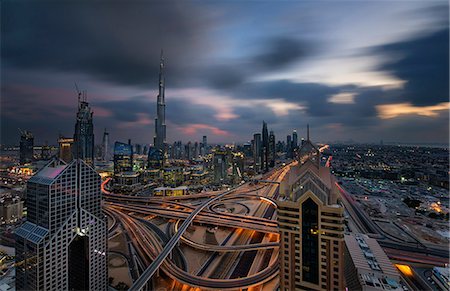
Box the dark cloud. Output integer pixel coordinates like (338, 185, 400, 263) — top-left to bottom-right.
(374, 27, 449, 106)
(1, 1, 211, 88)
(97, 96, 150, 123)
(254, 37, 313, 70)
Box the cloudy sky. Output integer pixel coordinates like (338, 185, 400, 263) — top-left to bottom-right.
(1, 0, 449, 145)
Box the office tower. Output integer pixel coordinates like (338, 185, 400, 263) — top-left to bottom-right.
(278, 127, 345, 291)
(147, 146, 164, 169)
(269, 130, 276, 167)
(194, 142, 199, 159)
(135, 144, 142, 155)
(19, 129, 34, 164)
(344, 234, 401, 291)
(253, 133, 262, 173)
(213, 150, 228, 183)
(262, 121, 269, 173)
(58, 136, 74, 163)
(243, 142, 252, 157)
(143, 145, 148, 156)
(102, 129, 109, 161)
(153, 50, 166, 153)
(73, 92, 94, 166)
(15, 159, 107, 291)
(292, 130, 298, 148)
(202, 135, 207, 152)
(286, 135, 292, 158)
(114, 141, 133, 174)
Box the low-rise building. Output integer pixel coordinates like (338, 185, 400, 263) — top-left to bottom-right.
(344, 234, 402, 290)
(0, 197, 23, 224)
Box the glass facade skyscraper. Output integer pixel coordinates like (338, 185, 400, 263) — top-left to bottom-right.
(19, 130, 34, 164)
(15, 159, 107, 291)
(73, 93, 95, 166)
(113, 141, 133, 174)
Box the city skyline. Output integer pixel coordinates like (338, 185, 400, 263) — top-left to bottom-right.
(1, 1, 449, 146)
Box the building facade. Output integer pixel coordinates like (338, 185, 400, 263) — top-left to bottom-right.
(73, 93, 95, 166)
(262, 121, 269, 173)
(15, 159, 107, 291)
(19, 130, 34, 164)
(154, 50, 167, 153)
(253, 133, 262, 173)
(113, 141, 133, 174)
(278, 131, 345, 291)
(58, 136, 74, 163)
(344, 234, 402, 290)
(102, 129, 109, 161)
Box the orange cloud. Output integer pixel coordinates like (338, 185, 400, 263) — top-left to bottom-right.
(377, 102, 449, 119)
(180, 124, 230, 136)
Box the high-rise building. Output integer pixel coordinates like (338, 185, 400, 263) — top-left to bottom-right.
(153, 50, 166, 153)
(113, 141, 133, 174)
(262, 121, 269, 173)
(58, 136, 74, 163)
(278, 127, 345, 291)
(253, 133, 262, 173)
(143, 145, 148, 156)
(73, 92, 94, 166)
(202, 135, 207, 149)
(286, 134, 292, 158)
(102, 129, 109, 161)
(15, 159, 107, 291)
(19, 130, 34, 164)
(344, 234, 401, 291)
(269, 130, 276, 167)
(213, 149, 228, 184)
(292, 130, 298, 148)
(135, 144, 142, 155)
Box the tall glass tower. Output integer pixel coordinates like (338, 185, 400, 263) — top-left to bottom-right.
(73, 92, 95, 166)
(19, 129, 34, 164)
(154, 50, 166, 153)
(261, 121, 269, 173)
(15, 159, 107, 291)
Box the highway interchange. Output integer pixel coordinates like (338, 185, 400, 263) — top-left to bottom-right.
(103, 161, 449, 290)
(104, 163, 292, 290)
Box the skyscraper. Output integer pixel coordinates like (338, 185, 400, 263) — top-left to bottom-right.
(102, 129, 109, 161)
(19, 129, 34, 164)
(73, 92, 94, 166)
(262, 121, 269, 173)
(114, 142, 133, 174)
(286, 134, 292, 158)
(269, 130, 276, 167)
(15, 159, 107, 291)
(278, 127, 344, 290)
(154, 50, 166, 153)
(292, 129, 298, 148)
(213, 149, 228, 184)
(253, 133, 262, 173)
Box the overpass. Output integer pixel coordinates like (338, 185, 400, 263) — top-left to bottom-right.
(129, 186, 240, 291)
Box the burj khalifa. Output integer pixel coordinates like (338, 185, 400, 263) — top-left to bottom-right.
(154, 50, 166, 152)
